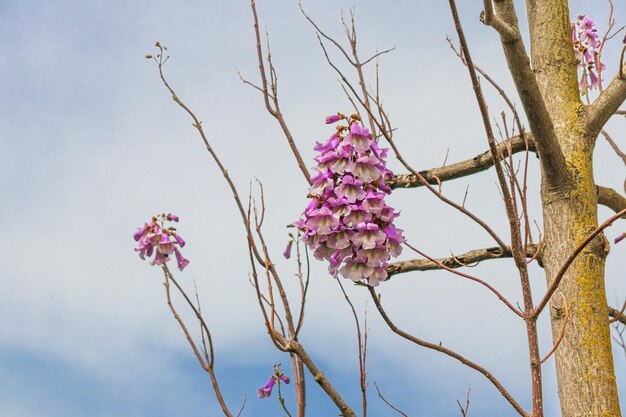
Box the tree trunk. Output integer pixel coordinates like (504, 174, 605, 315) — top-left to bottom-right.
(528, 1, 622, 415)
(541, 133, 621, 417)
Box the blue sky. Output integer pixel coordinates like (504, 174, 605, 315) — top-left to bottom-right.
(1, 0, 625, 416)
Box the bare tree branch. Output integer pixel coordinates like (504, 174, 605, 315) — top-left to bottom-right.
(597, 185, 626, 218)
(540, 294, 569, 364)
(482, 1, 569, 189)
(480, 0, 517, 41)
(601, 129, 626, 167)
(450, 2, 543, 413)
(248, 0, 312, 184)
(587, 61, 626, 135)
(609, 303, 626, 325)
(282, 337, 357, 417)
(373, 382, 408, 417)
(387, 244, 538, 277)
(388, 135, 535, 189)
(368, 287, 529, 417)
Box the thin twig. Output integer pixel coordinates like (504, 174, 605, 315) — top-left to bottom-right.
(368, 286, 528, 417)
(373, 382, 408, 417)
(540, 294, 570, 364)
(404, 242, 523, 317)
(534, 207, 626, 317)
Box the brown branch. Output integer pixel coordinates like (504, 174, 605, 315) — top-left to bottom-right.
(456, 386, 471, 417)
(597, 185, 626, 218)
(248, 0, 311, 184)
(609, 302, 626, 325)
(587, 60, 626, 135)
(540, 294, 569, 364)
(483, 1, 569, 189)
(601, 129, 626, 167)
(388, 134, 535, 189)
(480, 0, 517, 41)
(283, 338, 357, 417)
(534, 207, 626, 317)
(449, 3, 542, 414)
(404, 242, 523, 317)
(313, 31, 507, 250)
(336, 280, 367, 417)
(387, 244, 538, 277)
(361, 47, 396, 66)
(368, 287, 529, 417)
(373, 382, 408, 417)
(162, 266, 234, 417)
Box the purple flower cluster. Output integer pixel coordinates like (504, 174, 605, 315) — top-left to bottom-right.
(571, 15, 604, 92)
(295, 113, 405, 287)
(133, 213, 189, 271)
(257, 366, 290, 399)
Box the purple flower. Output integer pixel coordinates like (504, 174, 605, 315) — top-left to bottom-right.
(363, 190, 385, 215)
(580, 15, 594, 31)
(572, 15, 604, 93)
(257, 377, 275, 399)
(173, 233, 186, 248)
(313, 241, 335, 261)
(307, 206, 340, 235)
(335, 175, 366, 203)
(369, 266, 389, 286)
(345, 123, 371, 153)
(351, 222, 386, 250)
(133, 214, 190, 270)
(384, 224, 405, 257)
(357, 245, 390, 267)
(326, 228, 352, 250)
(158, 233, 175, 255)
(309, 171, 334, 196)
(151, 250, 166, 266)
(344, 204, 372, 226)
(258, 367, 291, 400)
(615, 233, 626, 244)
(325, 114, 342, 124)
(314, 134, 340, 154)
(174, 247, 190, 271)
(349, 154, 381, 182)
(294, 113, 405, 286)
(133, 223, 150, 241)
(339, 257, 374, 282)
(283, 240, 293, 259)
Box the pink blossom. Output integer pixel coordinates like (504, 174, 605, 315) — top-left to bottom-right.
(325, 114, 342, 124)
(258, 366, 290, 400)
(283, 240, 293, 259)
(133, 214, 189, 271)
(294, 113, 405, 286)
(257, 377, 275, 399)
(571, 15, 604, 93)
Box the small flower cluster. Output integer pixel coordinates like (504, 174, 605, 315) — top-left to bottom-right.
(257, 364, 290, 399)
(294, 113, 405, 287)
(133, 213, 189, 271)
(571, 15, 604, 92)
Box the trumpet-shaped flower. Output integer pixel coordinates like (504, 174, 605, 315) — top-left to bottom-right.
(258, 366, 290, 400)
(294, 113, 405, 286)
(257, 377, 275, 399)
(571, 15, 604, 93)
(133, 213, 189, 271)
